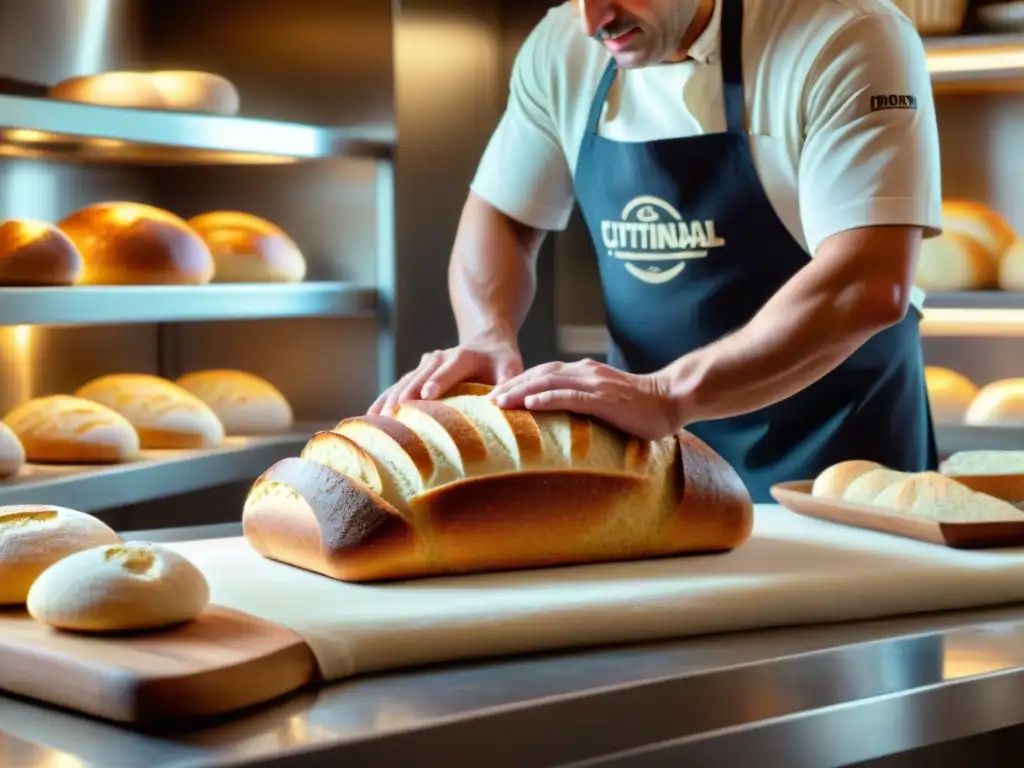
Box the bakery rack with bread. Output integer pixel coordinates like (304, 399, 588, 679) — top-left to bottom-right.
(240, 383, 755, 582)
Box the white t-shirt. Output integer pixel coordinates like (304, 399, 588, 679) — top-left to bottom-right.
(471, 0, 942, 299)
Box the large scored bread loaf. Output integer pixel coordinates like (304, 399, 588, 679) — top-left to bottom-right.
(811, 459, 1024, 522)
(965, 378, 1024, 426)
(187, 212, 307, 283)
(243, 384, 754, 582)
(2, 395, 140, 463)
(175, 369, 293, 435)
(58, 202, 215, 285)
(75, 374, 225, 449)
(925, 365, 979, 424)
(0, 220, 83, 286)
(0, 505, 121, 605)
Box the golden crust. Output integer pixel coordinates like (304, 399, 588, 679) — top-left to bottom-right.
(0, 220, 83, 286)
(242, 458, 421, 582)
(333, 415, 434, 487)
(396, 400, 489, 468)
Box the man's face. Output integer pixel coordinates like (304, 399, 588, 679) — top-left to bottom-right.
(576, 0, 703, 68)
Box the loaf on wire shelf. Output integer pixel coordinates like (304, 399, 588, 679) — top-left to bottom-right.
(242, 383, 754, 582)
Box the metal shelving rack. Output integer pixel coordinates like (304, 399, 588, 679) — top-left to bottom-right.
(0, 93, 396, 513)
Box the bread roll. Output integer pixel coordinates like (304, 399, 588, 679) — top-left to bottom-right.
(186, 212, 306, 283)
(243, 387, 754, 582)
(50, 70, 240, 116)
(914, 231, 998, 291)
(841, 468, 908, 506)
(998, 239, 1024, 291)
(2, 395, 140, 463)
(49, 72, 165, 110)
(810, 460, 882, 499)
(175, 370, 293, 436)
(0, 220, 83, 286)
(0, 505, 120, 605)
(75, 374, 224, 450)
(0, 422, 25, 478)
(925, 366, 980, 424)
(942, 450, 1024, 476)
(27, 542, 210, 632)
(57, 202, 214, 286)
(812, 461, 1024, 523)
(148, 71, 240, 115)
(942, 200, 1018, 261)
(966, 379, 1024, 427)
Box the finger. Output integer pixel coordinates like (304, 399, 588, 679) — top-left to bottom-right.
(421, 352, 476, 399)
(493, 372, 598, 409)
(391, 356, 449, 412)
(489, 360, 563, 399)
(524, 389, 609, 417)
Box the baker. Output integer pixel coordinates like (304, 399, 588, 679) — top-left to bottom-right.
(371, 0, 942, 502)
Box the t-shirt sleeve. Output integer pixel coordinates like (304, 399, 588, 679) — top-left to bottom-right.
(469, 14, 576, 232)
(798, 13, 942, 256)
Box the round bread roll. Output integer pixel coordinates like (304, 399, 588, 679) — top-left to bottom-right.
(0, 505, 121, 605)
(942, 200, 1018, 261)
(57, 202, 214, 286)
(925, 366, 980, 424)
(187, 212, 306, 283)
(75, 374, 225, 449)
(966, 379, 1024, 427)
(49, 71, 165, 110)
(811, 460, 882, 498)
(148, 71, 240, 115)
(0, 422, 25, 478)
(0, 220, 83, 286)
(175, 369, 294, 435)
(914, 231, 998, 291)
(841, 468, 908, 506)
(27, 542, 210, 632)
(2, 395, 140, 463)
(998, 239, 1024, 291)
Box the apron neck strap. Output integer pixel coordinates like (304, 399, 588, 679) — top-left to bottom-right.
(584, 0, 747, 137)
(720, 0, 747, 135)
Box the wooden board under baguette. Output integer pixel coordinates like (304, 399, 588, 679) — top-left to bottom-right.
(242, 383, 754, 582)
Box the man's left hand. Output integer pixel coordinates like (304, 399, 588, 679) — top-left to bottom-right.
(488, 359, 681, 440)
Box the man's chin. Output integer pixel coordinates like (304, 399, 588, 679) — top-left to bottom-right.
(610, 50, 653, 69)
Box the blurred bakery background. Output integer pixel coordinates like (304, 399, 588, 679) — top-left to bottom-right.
(0, 0, 1020, 533)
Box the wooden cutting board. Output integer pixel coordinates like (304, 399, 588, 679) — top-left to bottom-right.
(0, 604, 318, 724)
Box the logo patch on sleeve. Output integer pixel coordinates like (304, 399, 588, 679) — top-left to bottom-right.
(870, 94, 918, 112)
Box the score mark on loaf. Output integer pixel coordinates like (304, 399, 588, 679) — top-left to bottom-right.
(242, 383, 754, 582)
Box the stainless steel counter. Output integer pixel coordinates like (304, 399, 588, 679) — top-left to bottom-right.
(4, 525, 1024, 768)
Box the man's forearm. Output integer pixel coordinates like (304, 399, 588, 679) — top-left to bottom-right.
(663, 228, 920, 425)
(449, 193, 544, 345)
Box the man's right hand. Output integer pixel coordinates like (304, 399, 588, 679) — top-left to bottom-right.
(368, 337, 523, 416)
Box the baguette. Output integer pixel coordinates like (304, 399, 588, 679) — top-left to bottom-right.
(243, 385, 753, 582)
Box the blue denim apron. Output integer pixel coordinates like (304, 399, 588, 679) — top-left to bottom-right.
(572, 0, 936, 502)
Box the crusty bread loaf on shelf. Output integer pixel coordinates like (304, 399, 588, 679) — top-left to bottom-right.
(2, 395, 140, 464)
(811, 459, 1023, 522)
(57, 202, 215, 285)
(187, 212, 307, 283)
(998, 240, 1024, 291)
(242, 383, 754, 582)
(941, 200, 1018, 261)
(913, 231, 997, 291)
(0, 505, 121, 605)
(924, 365, 979, 424)
(965, 378, 1024, 426)
(75, 374, 225, 450)
(49, 70, 240, 116)
(176, 369, 293, 436)
(0, 220, 83, 286)
(0, 423, 25, 478)
(27, 542, 210, 632)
